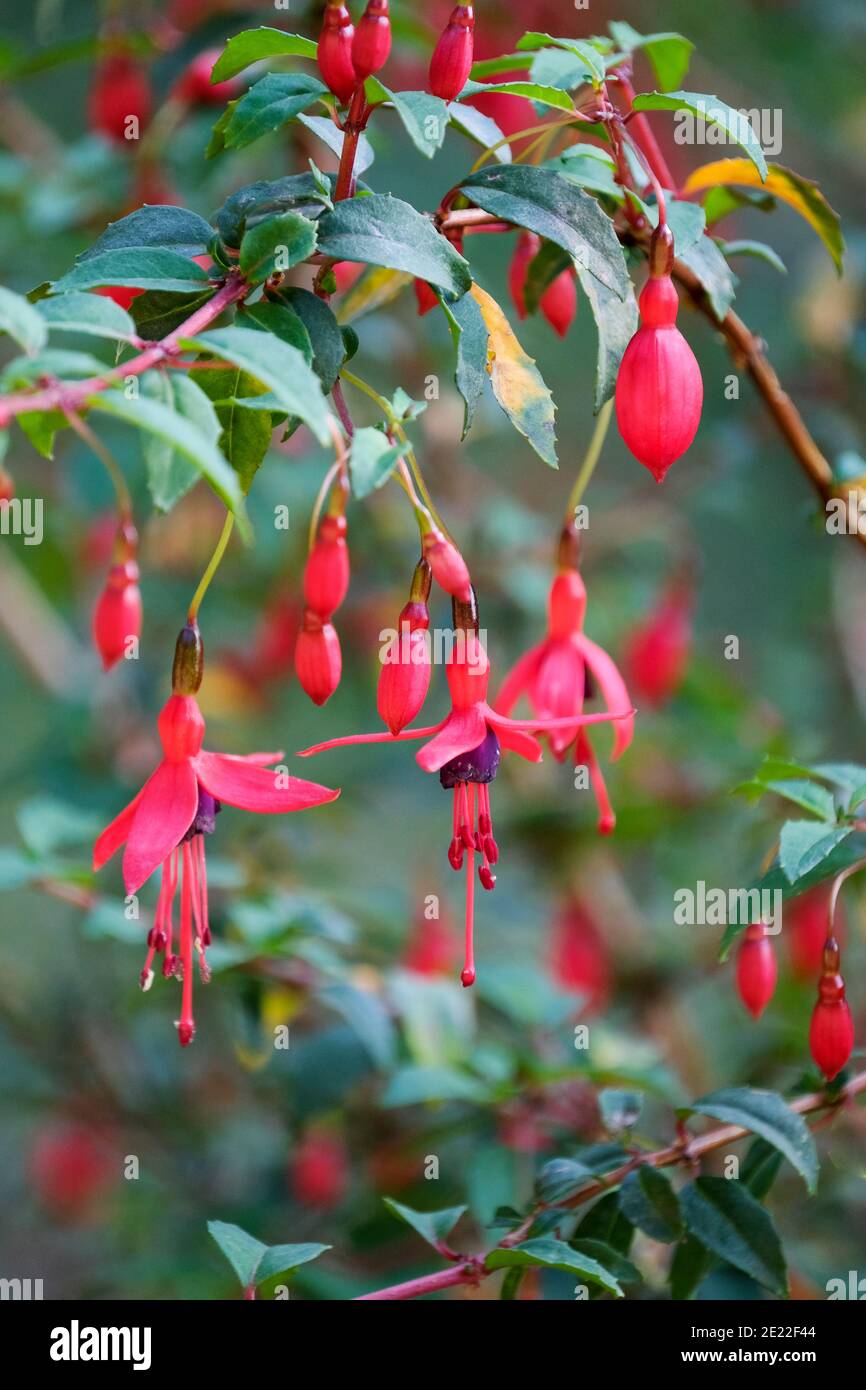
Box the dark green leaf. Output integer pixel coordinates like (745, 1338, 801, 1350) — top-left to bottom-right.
(678, 234, 737, 319)
(141, 371, 219, 511)
(211, 28, 318, 83)
(515, 34, 606, 85)
(523, 240, 572, 315)
(618, 1167, 683, 1243)
(191, 365, 273, 495)
(535, 1157, 593, 1204)
(78, 205, 214, 261)
(0, 284, 48, 354)
(778, 820, 853, 885)
(570, 1239, 639, 1286)
(130, 288, 213, 340)
(297, 113, 374, 172)
(669, 1233, 713, 1300)
(239, 211, 318, 283)
(632, 92, 767, 180)
(53, 249, 210, 295)
(222, 73, 327, 151)
(214, 173, 333, 250)
(187, 326, 332, 444)
(607, 23, 694, 91)
(458, 78, 575, 114)
(318, 195, 471, 296)
(742, 1138, 785, 1201)
(238, 299, 313, 358)
(686, 1087, 818, 1192)
(382, 1198, 466, 1250)
(38, 290, 136, 342)
(208, 1220, 330, 1289)
(382, 88, 449, 158)
(720, 240, 787, 274)
(255, 1243, 331, 1285)
(269, 287, 344, 390)
(575, 265, 638, 410)
(575, 1192, 634, 1254)
(446, 101, 510, 161)
(485, 1238, 623, 1296)
(679, 1177, 788, 1297)
(440, 289, 488, 438)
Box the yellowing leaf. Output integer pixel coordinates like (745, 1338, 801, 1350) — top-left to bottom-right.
(683, 159, 844, 273)
(336, 266, 413, 324)
(470, 283, 557, 468)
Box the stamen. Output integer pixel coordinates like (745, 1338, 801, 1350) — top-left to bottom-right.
(461, 783, 477, 987)
(577, 731, 615, 834)
(458, 781, 474, 850)
(176, 842, 196, 1047)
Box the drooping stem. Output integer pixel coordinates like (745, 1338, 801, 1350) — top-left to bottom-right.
(339, 368, 445, 531)
(616, 73, 676, 191)
(188, 511, 235, 622)
(564, 397, 614, 521)
(62, 408, 132, 520)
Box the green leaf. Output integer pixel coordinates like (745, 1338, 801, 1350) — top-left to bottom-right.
(446, 101, 510, 162)
(187, 326, 332, 444)
(470, 282, 557, 466)
(440, 289, 488, 438)
(485, 1238, 623, 1296)
(318, 195, 471, 296)
(720, 240, 787, 274)
(778, 820, 853, 885)
(255, 1243, 331, 1286)
(523, 240, 571, 315)
(38, 290, 136, 342)
(208, 1220, 329, 1290)
(678, 234, 737, 319)
(669, 1233, 713, 1300)
(458, 78, 575, 114)
(78, 205, 214, 261)
(535, 1157, 594, 1205)
(239, 210, 318, 284)
(335, 266, 413, 324)
(269, 287, 344, 390)
(599, 1089, 643, 1135)
(222, 72, 327, 151)
(88, 388, 245, 518)
(190, 365, 273, 495)
(686, 1088, 818, 1193)
(54, 249, 210, 295)
(381, 1064, 491, 1106)
(575, 1192, 634, 1253)
(679, 1177, 788, 1297)
(1, 348, 105, 388)
(551, 146, 620, 200)
(238, 299, 313, 358)
(618, 1167, 683, 1243)
(0, 284, 48, 354)
(762, 778, 837, 819)
(211, 28, 318, 84)
(348, 427, 405, 498)
(460, 165, 629, 299)
(382, 1198, 467, 1250)
(632, 92, 767, 180)
(515, 34, 606, 85)
(607, 23, 694, 92)
(574, 266, 638, 410)
(296, 113, 374, 172)
(741, 1138, 785, 1201)
(141, 371, 220, 511)
(569, 1239, 639, 1286)
(381, 88, 449, 158)
(130, 288, 213, 341)
(213, 172, 333, 250)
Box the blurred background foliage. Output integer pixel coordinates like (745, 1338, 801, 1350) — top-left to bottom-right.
(0, 0, 864, 1300)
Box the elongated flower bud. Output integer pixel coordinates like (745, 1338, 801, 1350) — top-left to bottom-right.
(291, 1130, 348, 1209)
(89, 53, 152, 144)
(352, 0, 391, 80)
(428, 5, 474, 102)
(295, 610, 342, 705)
(736, 922, 777, 1019)
(540, 267, 577, 338)
(422, 527, 472, 601)
(615, 225, 702, 481)
(92, 523, 142, 671)
(809, 938, 854, 1080)
(788, 886, 841, 981)
(175, 49, 243, 105)
(0, 468, 13, 504)
(304, 513, 349, 619)
(378, 559, 432, 734)
(625, 580, 691, 707)
(549, 897, 611, 1015)
(318, 2, 357, 104)
(509, 231, 540, 319)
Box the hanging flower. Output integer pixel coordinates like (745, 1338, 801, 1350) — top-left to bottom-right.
(92, 519, 142, 671)
(377, 557, 432, 734)
(809, 936, 854, 1080)
(624, 576, 692, 708)
(736, 922, 777, 1019)
(318, 2, 357, 105)
(509, 230, 578, 338)
(495, 529, 633, 833)
(298, 596, 630, 987)
(93, 623, 339, 1046)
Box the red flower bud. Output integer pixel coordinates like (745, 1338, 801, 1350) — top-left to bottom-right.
(809, 938, 854, 1080)
(549, 897, 611, 1015)
(295, 610, 342, 705)
(352, 0, 391, 80)
(540, 267, 577, 338)
(93, 561, 142, 670)
(333, 261, 363, 294)
(175, 48, 243, 105)
(509, 231, 540, 319)
(303, 513, 349, 618)
(736, 923, 777, 1019)
(414, 279, 439, 317)
(787, 886, 841, 981)
(27, 1122, 116, 1218)
(625, 581, 691, 708)
(318, 2, 357, 104)
(0, 467, 14, 504)
(378, 599, 432, 734)
(93, 285, 144, 311)
(291, 1131, 348, 1209)
(428, 5, 475, 102)
(615, 268, 703, 481)
(88, 53, 152, 144)
(422, 527, 472, 601)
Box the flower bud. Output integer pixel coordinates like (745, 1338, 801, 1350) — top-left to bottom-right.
(414, 279, 439, 317)
(88, 53, 152, 144)
(304, 513, 349, 619)
(291, 1130, 348, 1209)
(422, 527, 472, 601)
(352, 0, 391, 80)
(736, 923, 777, 1019)
(625, 581, 691, 708)
(539, 266, 577, 338)
(175, 48, 243, 105)
(378, 597, 431, 735)
(172, 621, 204, 695)
(318, 2, 357, 104)
(787, 886, 841, 981)
(809, 937, 854, 1080)
(0, 467, 14, 504)
(295, 610, 342, 705)
(549, 897, 611, 1015)
(93, 561, 142, 671)
(509, 231, 540, 319)
(428, 5, 475, 102)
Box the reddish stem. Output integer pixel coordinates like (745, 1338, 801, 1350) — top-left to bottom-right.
(355, 1261, 483, 1301)
(617, 74, 676, 191)
(335, 86, 369, 202)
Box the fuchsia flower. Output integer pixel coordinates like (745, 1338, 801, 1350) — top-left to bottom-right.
(494, 536, 633, 833)
(299, 598, 630, 988)
(93, 624, 339, 1046)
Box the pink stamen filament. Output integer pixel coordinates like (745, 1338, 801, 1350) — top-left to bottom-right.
(461, 782, 476, 988)
(577, 731, 615, 834)
(178, 842, 195, 1046)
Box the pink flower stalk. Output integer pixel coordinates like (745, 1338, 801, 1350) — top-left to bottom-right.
(615, 224, 703, 481)
(93, 623, 339, 1045)
(428, 5, 475, 102)
(494, 536, 633, 834)
(318, 2, 357, 105)
(298, 598, 630, 988)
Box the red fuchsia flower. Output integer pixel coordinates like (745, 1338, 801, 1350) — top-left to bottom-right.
(318, 2, 357, 105)
(495, 531, 633, 834)
(615, 223, 703, 482)
(89, 52, 152, 144)
(352, 0, 391, 81)
(93, 623, 339, 1046)
(290, 1129, 349, 1209)
(548, 895, 611, 1015)
(422, 525, 472, 602)
(299, 597, 630, 987)
(295, 610, 342, 706)
(809, 936, 855, 1080)
(378, 557, 432, 734)
(787, 885, 841, 981)
(509, 231, 578, 338)
(428, 5, 475, 102)
(736, 922, 777, 1019)
(175, 49, 243, 105)
(624, 577, 692, 708)
(92, 520, 142, 671)
(28, 1121, 116, 1220)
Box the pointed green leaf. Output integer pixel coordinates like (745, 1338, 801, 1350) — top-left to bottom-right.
(440, 289, 488, 438)
(574, 265, 638, 410)
(686, 1088, 818, 1193)
(317, 195, 471, 296)
(255, 1243, 331, 1284)
(239, 210, 318, 284)
(54, 249, 210, 295)
(222, 72, 326, 151)
(0, 284, 48, 354)
(348, 427, 405, 498)
(268, 286, 344, 390)
(720, 240, 787, 274)
(679, 1178, 788, 1297)
(78, 205, 214, 261)
(39, 290, 136, 342)
(607, 23, 694, 92)
(458, 78, 575, 114)
(297, 113, 374, 172)
(678, 234, 737, 319)
(515, 34, 606, 85)
(381, 88, 450, 158)
(141, 371, 220, 511)
(632, 92, 767, 180)
(778, 820, 853, 885)
(191, 365, 273, 495)
(618, 1167, 683, 1243)
(208, 1221, 266, 1287)
(211, 28, 318, 84)
(186, 326, 332, 443)
(382, 1198, 467, 1250)
(446, 101, 510, 161)
(485, 1238, 623, 1296)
